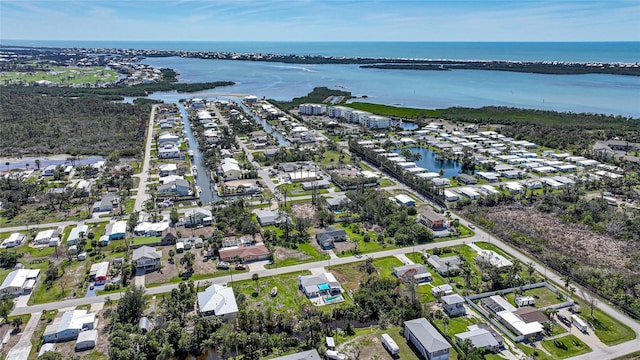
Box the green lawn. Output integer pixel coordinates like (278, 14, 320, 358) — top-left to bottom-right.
(541, 335, 592, 358)
(343, 102, 439, 119)
(333, 326, 422, 360)
(0, 65, 119, 85)
(271, 242, 329, 268)
(378, 178, 395, 187)
(612, 351, 640, 360)
(589, 307, 637, 346)
(132, 236, 161, 246)
(329, 256, 403, 292)
(335, 222, 399, 257)
(432, 316, 481, 338)
(230, 270, 312, 312)
(516, 343, 554, 360)
(505, 286, 565, 308)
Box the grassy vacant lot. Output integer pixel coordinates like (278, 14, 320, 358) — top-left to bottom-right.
(334, 222, 399, 258)
(132, 236, 161, 246)
(344, 102, 439, 119)
(541, 335, 592, 359)
(230, 270, 312, 312)
(333, 325, 422, 360)
(589, 307, 636, 346)
(432, 315, 481, 338)
(516, 343, 554, 360)
(270, 242, 329, 268)
(504, 286, 565, 308)
(329, 256, 403, 292)
(0, 66, 119, 85)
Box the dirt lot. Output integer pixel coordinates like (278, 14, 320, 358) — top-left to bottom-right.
(145, 244, 223, 285)
(290, 203, 316, 220)
(273, 246, 312, 262)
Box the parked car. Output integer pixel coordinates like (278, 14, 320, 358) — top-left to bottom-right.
(216, 261, 230, 270)
(558, 314, 571, 326)
(235, 264, 246, 270)
(468, 224, 476, 229)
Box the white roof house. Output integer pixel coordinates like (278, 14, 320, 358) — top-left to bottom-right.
(197, 284, 238, 321)
(67, 225, 89, 246)
(394, 194, 415, 206)
(106, 221, 127, 240)
(0, 269, 40, 296)
(34, 229, 57, 245)
(497, 310, 544, 337)
(475, 250, 513, 268)
(1, 233, 25, 248)
(43, 310, 96, 343)
(75, 329, 98, 351)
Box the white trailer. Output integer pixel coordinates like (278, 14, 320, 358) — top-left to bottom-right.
(571, 314, 588, 334)
(381, 333, 400, 356)
(444, 190, 459, 202)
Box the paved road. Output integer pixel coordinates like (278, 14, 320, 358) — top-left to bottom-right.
(209, 103, 277, 195)
(133, 105, 157, 213)
(5, 311, 41, 360)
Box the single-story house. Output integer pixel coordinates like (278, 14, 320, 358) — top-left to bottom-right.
(133, 246, 162, 271)
(218, 243, 270, 263)
(315, 227, 348, 250)
(301, 179, 331, 190)
(158, 179, 192, 197)
(431, 284, 454, 297)
(325, 195, 348, 211)
(426, 254, 462, 276)
(134, 222, 170, 237)
(34, 229, 61, 246)
(75, 329, 98, 351)
(0, 269, 40, 297)
(404, 318, 451, 360)
(197, 284, 239, 321)
(457, 173, 478, 185)
(89, 261, 109, 285)
(1, 233, 25, 248)
(92, 193, 118, 213)
(105, 221, 127, 240)
(256, 209, 280, 226)
(183, 207, 214, 227)
(43, 310, 96, 343)
(395, 194, 416, 207)
(393, 264, 432, 283)
(98, 235, 110, 247)
(512, 306, 549, 325)
(221, 161, 242, 179)
(299, 273, 342, 299)
(441, 294, 466, 317)
(455, 326, 501, 353)
(475, 250, 513, 269)
(418, 209, 446, 229)
(67, 225, 89, 246)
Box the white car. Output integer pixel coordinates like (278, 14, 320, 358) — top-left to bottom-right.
(468, 224, 476, 229)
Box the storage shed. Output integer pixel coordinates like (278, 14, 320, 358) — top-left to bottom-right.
(75, 329, 98, 351)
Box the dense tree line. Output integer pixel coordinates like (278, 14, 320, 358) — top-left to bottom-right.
(459, 190, 640, 318)
(0, 89, 150, 156)
(439, 106, 639, 154)
(270, 86, 352, 110)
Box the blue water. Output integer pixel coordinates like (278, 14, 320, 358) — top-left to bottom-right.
(141, 57, 640, 117)
(392, 147, 463, 178)
(3, 40, 639, 63)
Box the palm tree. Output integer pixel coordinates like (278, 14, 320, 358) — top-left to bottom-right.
(252, 273, 260, 294)
(10, 317, 23, 333)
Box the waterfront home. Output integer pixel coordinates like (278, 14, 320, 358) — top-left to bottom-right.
(158, 179, 192, 197)
(158, 132, 180, 146)
(158, 144, 183, 159)
(159, 163, 178, 176)
(457, 173, 478, 185)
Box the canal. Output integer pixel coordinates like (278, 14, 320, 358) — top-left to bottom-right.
(234, 100, 290, 146)
(177, 102, 219, 204)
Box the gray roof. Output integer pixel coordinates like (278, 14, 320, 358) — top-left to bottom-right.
(393, 264, 430, 278)
(316, 227, 347, 241)
(426, 254, 462, 273)
(441, 294, 465, 305)
(270, 349, 321, 360)
(326, 195, 348, 207)
(76, 329, 98, 344)
(404, 318, 451, 353)
(455, 328, 499, 349)
(132, 246, 161, 261)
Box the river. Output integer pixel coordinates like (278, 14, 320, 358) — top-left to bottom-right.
(234, 100, 290, 146)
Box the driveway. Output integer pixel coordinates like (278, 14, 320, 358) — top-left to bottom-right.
(5, 311, 41, 360)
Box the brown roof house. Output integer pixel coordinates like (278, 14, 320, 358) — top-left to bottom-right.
(218, 243, 270, 263)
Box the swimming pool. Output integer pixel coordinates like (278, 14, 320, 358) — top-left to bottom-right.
(324, 295, 344, 304)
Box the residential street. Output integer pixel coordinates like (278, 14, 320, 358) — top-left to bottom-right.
(133, 104, 157, 213)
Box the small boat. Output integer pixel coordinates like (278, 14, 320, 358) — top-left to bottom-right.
(270, 286, 278, 297)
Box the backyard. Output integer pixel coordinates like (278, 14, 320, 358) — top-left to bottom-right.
(230, 270, 312, 312)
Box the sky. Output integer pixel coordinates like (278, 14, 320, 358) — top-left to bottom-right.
(1, 0, 639, 42)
